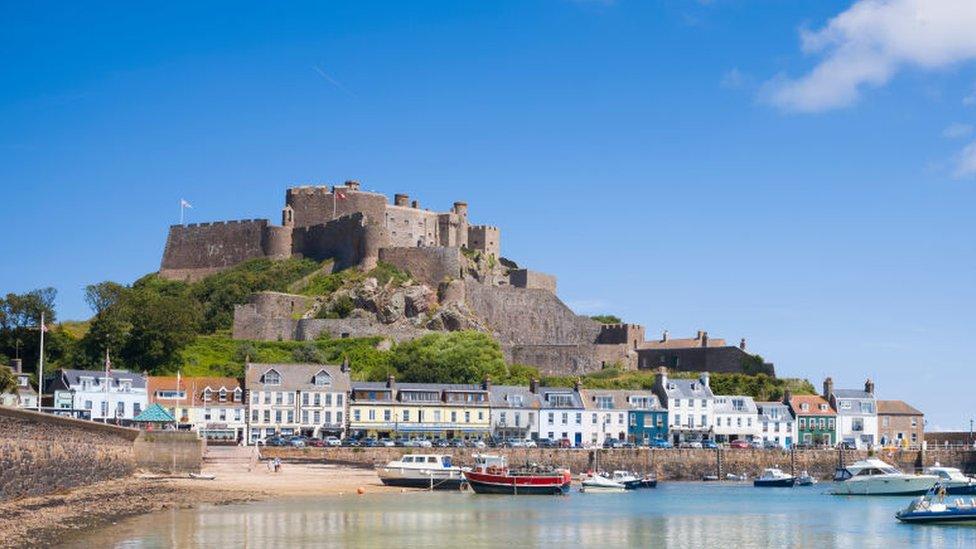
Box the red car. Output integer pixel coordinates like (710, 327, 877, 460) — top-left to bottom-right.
(729, 439, 750, 449)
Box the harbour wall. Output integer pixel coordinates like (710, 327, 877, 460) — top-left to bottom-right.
(261, 447, 976, 481)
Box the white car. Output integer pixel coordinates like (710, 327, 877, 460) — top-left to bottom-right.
(523, 440, 537, 448)
(325, 436, 341, 447)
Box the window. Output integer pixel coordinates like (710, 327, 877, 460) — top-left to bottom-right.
(464, 411, 471, 423)
(275, 410, 282, 423)
(800, 403, 809, 411)
(302, 411, 308, 424)
(548, 412, 555, 424)
(514, 413, 520, 426)
(561, 412, 568, 425)
(324, 393, 332, 406)
(799, 418, 806, 429)
(402, 410, 410, 422)
(251, 392, 259, 405)
(478, 411, 484, 421)
(219, 409, 227, 421)
(631, 415, 638, 427)
(336, 394, 343, 406)
(828, 418, 835, 428)
(264, 392, 271, 405)
(911, 418, 918, 428)
(576, 413, 582, 425)
(84, 400, 93, 410)
(252, 410, 259, 422)
(675, 414, 681, 425)
(286, 411, 294, 423)
(233, 388, 242, 402)
(302, 393, 309, 406)
(595, 396, 613, 409)
(435, 410, 442, 422)
(591, 413, 598, 425)
(451, 411, 457, 423)
(368, 409, 376, 421)
(313, 393, 321, 406)
(101, 401, 109, 416)
(275, 392, 283, 405)
(701, 399, 707, 408)
(263, 410, 271, 422)
(701, 414, 707, 427)
(882, 417, 889, 427)
(313, 372, 331, 386)
(384, 409, 391, 421)
(218, 388, 227, 402)
(263, 370, 281, 385)
(353, 409, 361, 422)
(287, 393, 294, 405)
(157, 390, 186, 400)
(203, 388, 212, 402)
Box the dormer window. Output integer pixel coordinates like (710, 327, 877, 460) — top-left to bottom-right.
(233, 388, 242, 402)
(313, 371, 332, 387)
(17, 376, 27, 387)
(203, 387, 212, 402)
(263, 369, 281, 385)
(801, 403, 809, 411)
(819, 404, 828, 411)
(219, 388, 227, 402)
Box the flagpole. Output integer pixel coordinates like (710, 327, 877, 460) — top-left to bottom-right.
(104, 348, 110, 423)
(36, 311, 44, 412)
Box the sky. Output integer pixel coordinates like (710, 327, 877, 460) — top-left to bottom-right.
(1, 1, 974, 429)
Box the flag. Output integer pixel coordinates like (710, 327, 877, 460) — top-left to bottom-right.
(180, 198, 193, 209)
(335, 191, 347, 200)
(39, 323, 48, 333)
(104, 348, 112, 375)
(176, 370, 181, 391)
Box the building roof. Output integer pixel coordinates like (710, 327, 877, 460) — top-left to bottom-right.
(147, 376, 242, 407)
(54, 368, 146, 390)
(640, 336, 727, 350)
(537, 386, 584, 409)
(756, 401, 793, 421)
(133, 403, 176, 423)
(713, 395, 758, 414)
(788, 394, 836, 416)
(579, 389, 662, 411)
(245, 363, 351, 393)
(833, 389, 874, 399)
(489, 385, 542, 409)
(877, 400, 923, 416)
(658, 377, 715, 400)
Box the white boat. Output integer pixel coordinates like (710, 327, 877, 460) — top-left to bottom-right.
(831, 458, 938, 496)
(375, 454, 468, 490)
(924, 464, 976, 495)
(611, 470, 642, 490)
(754, 468, 796, 488)
(796, 470, 817, 486)
(581, 473, 627, 493)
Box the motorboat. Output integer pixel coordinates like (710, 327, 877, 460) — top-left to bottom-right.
(725, 473, 748, 482)
(464, 454, 572, 495)
(896, 484, 976, 524)
(610, 470, 642, 490)
(754, 468, 796, 487)
(831, 458, 938, 496)
(924, 464, 976, 495)
(581, 473, 627, 493)
(796, 471, 817, 486)
(638, 474, 658, 488)
(375, 454, 467, 490)
(702, 475, 719, 482)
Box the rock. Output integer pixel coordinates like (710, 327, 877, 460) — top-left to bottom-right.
(403, 285, 435, 317)
(378, 291, 406, 324)
(375, 338, 393, 351)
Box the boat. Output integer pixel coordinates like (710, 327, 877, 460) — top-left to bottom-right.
(581, 473, 627, 493)
(924, 464, 976, 495)
(189, 472, 216, 480)
(896, 484, 976, 524)
(375, 454, 467, 490)
(754, 468, 796, 487)
(638, 474, 658, 488)
(464, 454, 572, 495)
(702, 475, 719, 482)
(725, 473, 748, 482)
(610, 470, 642, 490)
(796, 471, 817, 486)
(831, 458, 938, 496)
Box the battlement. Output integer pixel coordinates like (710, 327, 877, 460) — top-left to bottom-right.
(467, 225, 500, 258)
(173, 218, 268, 229)
(597, 323, 646, 350)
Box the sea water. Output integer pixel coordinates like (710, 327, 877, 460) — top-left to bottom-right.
(65, 483, 976, 548)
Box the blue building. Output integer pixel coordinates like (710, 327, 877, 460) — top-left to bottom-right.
(627, 396, 669, 445)
(580, 388, 668, 446)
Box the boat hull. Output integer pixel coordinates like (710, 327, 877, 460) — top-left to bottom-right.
(464, 471, 571, 495)
(754, 478, 796, 488)
(945, 484, 976, 495)
(639, 479, 658, 489)
(375, 466, 467, 491)
(378, 477, 466, 490)
(581, 485, 626, 493)
(831, 476, 938, 496)
(896, 510, 976, 524)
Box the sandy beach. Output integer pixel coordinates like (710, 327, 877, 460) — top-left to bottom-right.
(0, 457, 403, 548)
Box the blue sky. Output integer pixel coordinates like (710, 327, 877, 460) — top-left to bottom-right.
(1, 1, 974, 429)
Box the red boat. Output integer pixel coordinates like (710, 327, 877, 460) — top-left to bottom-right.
(464, 454, 572, 495)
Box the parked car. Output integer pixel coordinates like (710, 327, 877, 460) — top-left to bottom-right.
(377, 438, 395, 447)
(729, 439, 750, 449)
(523, 439, 537, 448)
(467, 439, 487, 449)
(749, 440, 763, 449)
(558, 438, 572, 448)
(288, 436, 306, 448)
(762, 440, 780, 450)
(266, 436, 288, 447)
(434, 439, 452, 448)
(536, 438, 557, 448)
(649, 439, 673, 449)
(393, 437, 409, 447)
(361, 437, 379, 448)
(306, 438, 325, 448)
(702, 439, 719, 449)
(450, 439, 466, 448)
(324, 436, 342, 447)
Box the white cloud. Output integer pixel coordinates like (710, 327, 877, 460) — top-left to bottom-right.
(720, 68, 749, 90)
(954, 140, 976, 178)
(942, 122, 973, 139)
(763, 0, 976, 113)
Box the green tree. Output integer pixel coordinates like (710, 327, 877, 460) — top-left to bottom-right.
(391, 331, 507, 384)
(120, 289, 201, 373)
(590, 314, 622, 324)
(0, 365, 18, 395)
(292, 342, 324, 363)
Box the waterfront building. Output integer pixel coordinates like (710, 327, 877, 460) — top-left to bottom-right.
(536, 380, 587, 446)
(245, 362, 350, 442)
(0, 359, 38, 409)
(712, 394, 760, 443)
(756, 401, 796, 448)
(636, 331, 774, 376)
(824, 378, 878, 449)
(625, 393, 668, 445)
(651, 368, 716, 444)
(489, 384, 541, 440)
(580, 388, 666, 446)
(47, 368, 148, 421)
(785, 391, 836, 446)
(877, 400, 924, 449)
(348, 376, 491, 440)
(147, 376, 246, 442)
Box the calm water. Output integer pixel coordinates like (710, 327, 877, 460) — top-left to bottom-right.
(66, 483, 976, 548)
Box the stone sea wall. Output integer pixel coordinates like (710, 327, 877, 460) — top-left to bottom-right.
(262, 447, 976, 480)
(133, 431, 204, 474)
(0, 407, 139, 501)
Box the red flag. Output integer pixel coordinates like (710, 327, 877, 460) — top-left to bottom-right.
(336, 191, 347, 200)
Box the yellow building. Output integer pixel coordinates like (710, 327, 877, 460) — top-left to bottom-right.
(348, 376, 491, 439)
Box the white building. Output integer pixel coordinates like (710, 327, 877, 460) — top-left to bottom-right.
(579, 389, 661, 446)
(148, 375, 246, 442)
(245, 362, 351, 443)
(1, 359, 38, 409)
(536, 381, 586, 446)
(48, 368, 148, 421)
(652, 368, 716, 444)
(756, 401, 797, 448)
(824, 377, 878, 449)
(712, 394, 760, 443)
(489, 384, 541, 440)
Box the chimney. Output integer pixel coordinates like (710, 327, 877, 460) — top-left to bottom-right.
(739, 338, 746, 350)
(529, 378, 539, 394)
(341, 357, 350, 373)
(481, 375, 491, 391)
(864, 378, 874, 395)
(386, 374, 395, 389)
(701, 331, 709, 348)
(394, 193, 409, 207)
(696, 330, 704, 341)
(783, 388, 793, 405)
(345, 180, 360, 191)
(700, 371, 710, 388)
(10, 358, 22, 374)
(411, 200, 419, 209)
(573, 378, 582, 392)
(823, 377, 834, 399)
(655, 366, 668, 389)
(662, 330, 669, 343)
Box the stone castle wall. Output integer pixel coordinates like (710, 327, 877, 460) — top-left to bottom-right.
(508, 269, 557, 294)
(378, 247, 462, 288)
(291, 213, 379, 270)
(0, 407, 138, 501)
(464, 284, 602, 347)
(160, 219, 276, 282)
(232, 292, 311, 341)
(505, 343, 636, 374)
(296, 318, 433, 342)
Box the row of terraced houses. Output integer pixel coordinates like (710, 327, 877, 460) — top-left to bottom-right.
(3, 361, 925, 450)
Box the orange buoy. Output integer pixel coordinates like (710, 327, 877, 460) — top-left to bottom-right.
(357, 486, 366, 495)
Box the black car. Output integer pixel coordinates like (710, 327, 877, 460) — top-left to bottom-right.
(340, 437, 361, 447)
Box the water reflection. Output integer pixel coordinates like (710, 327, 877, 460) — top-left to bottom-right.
(65, 485, 976, 548)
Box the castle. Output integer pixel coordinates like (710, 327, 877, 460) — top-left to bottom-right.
(160, 180, 499, 282)
(159, 181, 772, 376)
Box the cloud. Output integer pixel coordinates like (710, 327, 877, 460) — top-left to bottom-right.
(954, 140, 976, 178)
(720, 68, 750, 90)
(763, 0, 976, 113)
(942, 122, 973, 139)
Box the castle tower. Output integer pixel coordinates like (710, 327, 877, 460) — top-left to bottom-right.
(453, 201, 469, 248)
